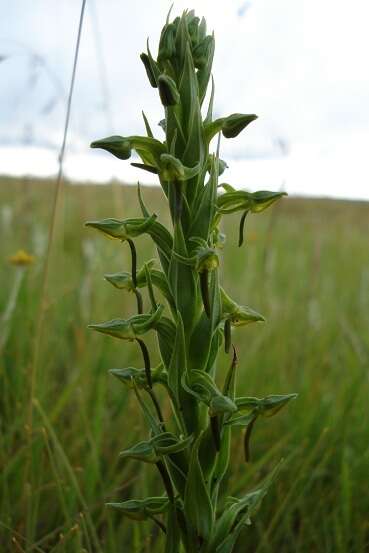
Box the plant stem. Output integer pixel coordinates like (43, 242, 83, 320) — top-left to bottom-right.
(136, 338, 152, 388)
(210, 416, 221, 451)
(151, 516, 167, 534)
(133, 288, 143, 314)
(146, 388, 166, 429)
(156, 460, 174, 502)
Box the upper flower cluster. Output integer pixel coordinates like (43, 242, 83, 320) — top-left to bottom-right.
(141, 9, 214, 108)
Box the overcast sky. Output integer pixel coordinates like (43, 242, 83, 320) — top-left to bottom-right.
(1, 0, 368, 199)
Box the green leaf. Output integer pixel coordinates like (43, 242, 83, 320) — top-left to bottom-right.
(198, 422, 218, 481)
(188, 155, 217, 241)
(137, 182, 150, 217)
(204, 75, 215, 124)
(168, 222, 199, 331)
(142, 110, 154, 138)
(208, 268, 222, 334)
(196, 33, 215, 105)
(211, 462, 283, 552)
(132, 380, 161, 434)
(148, 269, 176, 311)
(165, 503, 181, 553)
(146, 220, 173, 272)
(188, 312, 213, 372)
(205, 328, 222, 375)
(168, 313, 186, 407)
(174, 13, 188, 74)
(184, 433, 214, 542)
(168, 313, 201, 435)
(179, 41, 204, 196)
(131, 162, 158, 175)
(155, 316, 177, 369)
(211, 351, 238, 496)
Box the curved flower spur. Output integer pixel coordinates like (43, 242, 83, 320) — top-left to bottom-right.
(86, 8, 296, 552)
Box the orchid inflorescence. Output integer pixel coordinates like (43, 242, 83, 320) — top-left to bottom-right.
(86, 9, 296, 552)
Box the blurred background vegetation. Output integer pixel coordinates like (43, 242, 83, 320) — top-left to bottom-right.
(1, 176, 368, 552)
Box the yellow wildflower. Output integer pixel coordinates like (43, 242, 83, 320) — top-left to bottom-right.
(8, 249, 35, 266)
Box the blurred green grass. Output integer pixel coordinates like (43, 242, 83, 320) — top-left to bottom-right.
(1, 176, 368, 552)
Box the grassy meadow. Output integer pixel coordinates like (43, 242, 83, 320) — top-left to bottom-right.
(1, 176, 368, 552)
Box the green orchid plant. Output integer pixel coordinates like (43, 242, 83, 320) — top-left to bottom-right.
(86, 9, 296, 552)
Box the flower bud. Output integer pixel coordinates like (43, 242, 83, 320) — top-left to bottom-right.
(90, 136, 131, 160)
(88, 318, 136, 341)
(195, 247, 219, 273)
(110, 365, 165, 389)
(229, 305, 265, 326)
(120, 440, 159, 463)
(158, 74, 180, 106)
(209, 395, 237, 417)
(158, 23, 176, 63)
(207, 155, 228, 176)
(104, 271, 134, 291)
(160, 154, 185, 180)
(88, 304, 164, 341)
(222, 113, 258, 139)
(107, 497, 169, 521)
(140, 53, 158, 87)
(85, 214, 157, 241)
(193, 35, 214, 69)
(212, 227, 226, 249)
(188, 16, 200, 47)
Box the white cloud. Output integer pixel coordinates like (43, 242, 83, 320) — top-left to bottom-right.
(0, 0, 368, 199)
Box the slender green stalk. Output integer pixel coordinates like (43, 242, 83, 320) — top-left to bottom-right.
(86, 9, 296, 552)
